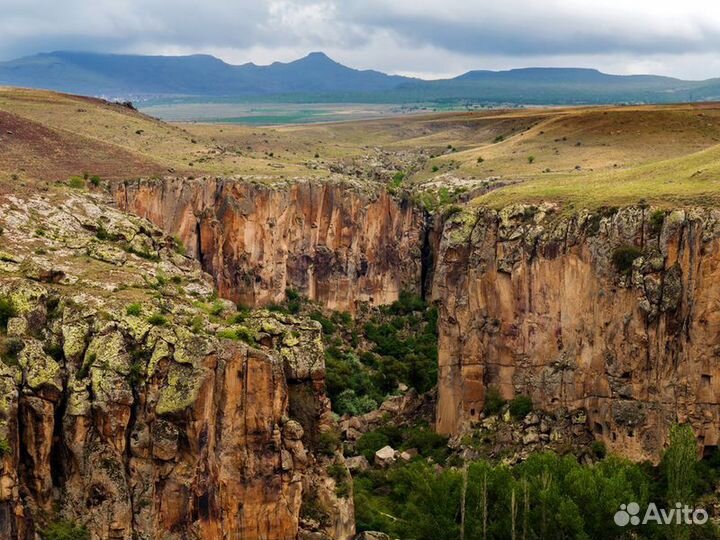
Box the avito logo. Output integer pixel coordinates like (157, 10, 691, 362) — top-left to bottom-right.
(614, 502, 708, 527)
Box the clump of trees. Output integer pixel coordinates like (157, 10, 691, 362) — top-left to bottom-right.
(354, 424, 720, 540)
(321, 291, 438, 416)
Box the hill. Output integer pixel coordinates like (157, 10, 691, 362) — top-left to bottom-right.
(3, 87, 720, 210)
(0, 51, 412, 98)
(2, 51, 720, 105)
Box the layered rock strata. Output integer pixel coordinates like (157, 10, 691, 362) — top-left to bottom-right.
(433, 204, 720, 461)
(115, 177, 424, 313)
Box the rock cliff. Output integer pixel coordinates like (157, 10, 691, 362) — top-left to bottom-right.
(0, 192, 352, 540)
(115, 177, 424, 313)
(114, 175, 720, 463)
(433, 204, 720, 461)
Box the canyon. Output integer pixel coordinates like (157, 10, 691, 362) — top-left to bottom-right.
(4, 90, 720, 538)
(117, 177, 720, 463)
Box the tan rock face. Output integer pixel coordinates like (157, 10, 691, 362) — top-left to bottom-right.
(115, 177, 424, 313)
(433, 205, 720, 461)
(0, 192, 352, 540)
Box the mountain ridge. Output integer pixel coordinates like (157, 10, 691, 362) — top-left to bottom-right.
(2, 50, 720, 104)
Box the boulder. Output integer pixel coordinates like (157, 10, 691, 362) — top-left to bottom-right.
(374, 445, 396, 467)
(346, 455, 370, 473)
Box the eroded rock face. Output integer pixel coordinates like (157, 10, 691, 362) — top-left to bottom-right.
(0, 192, 352, 540)
(433, 205, 720, 461)
(115, 177, 424, 313)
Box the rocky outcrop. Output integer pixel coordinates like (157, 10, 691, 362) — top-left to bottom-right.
(433, 204, 720, 461)
(115, 177, 424, 313)
(0, 192, 352, 540)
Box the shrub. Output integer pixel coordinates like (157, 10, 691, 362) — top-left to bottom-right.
(527, 155, 535, 164)
(1, 337, 24, 366)
(68, 176, 86, 189)
(126, 303, 142, 316)
(508, 394, 533, 419)
(335, 389, 378, 417)
(317, 429, 341, 456)
(0, 296, 16, 331)
(285, 288, 302, 314)
(147, 313, 168, 326)
(483, 385, 506, 416)
(402, 427, 449, 462)
(591, 440, 607, 459)
(356, 430, 390, 461)
(309, 310, 336, 335)
(41, 520, 90, 540)
(173, 235, 186, 255)
(89, 175, 102, 187)
(0, 438, 10, 456)
(612, 245, 642, 274)
(649, 210, 666, 234)
(209, 301, 224, 317)
(328, 462, 351, 498)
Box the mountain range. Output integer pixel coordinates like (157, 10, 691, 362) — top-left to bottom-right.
(1, 50, 720, 105)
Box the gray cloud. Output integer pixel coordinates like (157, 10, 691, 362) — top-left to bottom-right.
(1, 0, 720, 79)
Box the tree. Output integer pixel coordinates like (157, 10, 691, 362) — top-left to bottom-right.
(663, 424, 698, 540)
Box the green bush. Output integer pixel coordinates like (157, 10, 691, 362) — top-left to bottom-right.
(68, 176, 86, 189)
(335, 389, 378, 417)
(591, 440, 607, 459)
(125, 303, 142, 316)
(328, 462, 351, 498)
(612, 245, 642, 274)
(235, 326, 256, 345)
(483, 385, 506, 416)
(649, 209, 666, 234)
(285, 288, 303, 314)
(309, 310, 336, 334)
(508, 394, 533, 419)
(0, 438, 10, 456)
(0, 296, 16, 332)
(401, 426, 449, 462)
(317, 429, 340, 456)
(1, 337, 24, 366)
(356, 430, 391, 461)
(147, 313, 168, 326)
(42, 520, 90, 540)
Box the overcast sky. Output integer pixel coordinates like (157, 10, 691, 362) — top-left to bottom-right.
(2, 0, 720, 80)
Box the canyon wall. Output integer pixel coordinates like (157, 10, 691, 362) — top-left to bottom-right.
(433, 204, 720, 461)
(115, 177, 424, 313)
(0, 193, 352, 540)
(113, 175, 720, 462)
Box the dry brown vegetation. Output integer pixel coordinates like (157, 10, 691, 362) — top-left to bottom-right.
(3, 87, 720, 208)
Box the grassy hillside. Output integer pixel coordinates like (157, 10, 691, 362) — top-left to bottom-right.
(2, 87, 720, 209)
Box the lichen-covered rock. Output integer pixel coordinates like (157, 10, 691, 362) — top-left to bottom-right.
(433, 205, 720, 461)
(0, 191, 354, 540)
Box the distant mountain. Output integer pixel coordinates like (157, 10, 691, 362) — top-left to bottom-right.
(0, 51, 413, 98)
(1, 50, 720, 105)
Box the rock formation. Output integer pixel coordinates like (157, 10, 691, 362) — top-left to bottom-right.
(0, 192, 352, 540)
(433, 204, 720, 461)
(115, 177, 424, 313)
(114, 175, 720, 463)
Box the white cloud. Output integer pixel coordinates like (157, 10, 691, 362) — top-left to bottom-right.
(1, 0, 720, 79)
